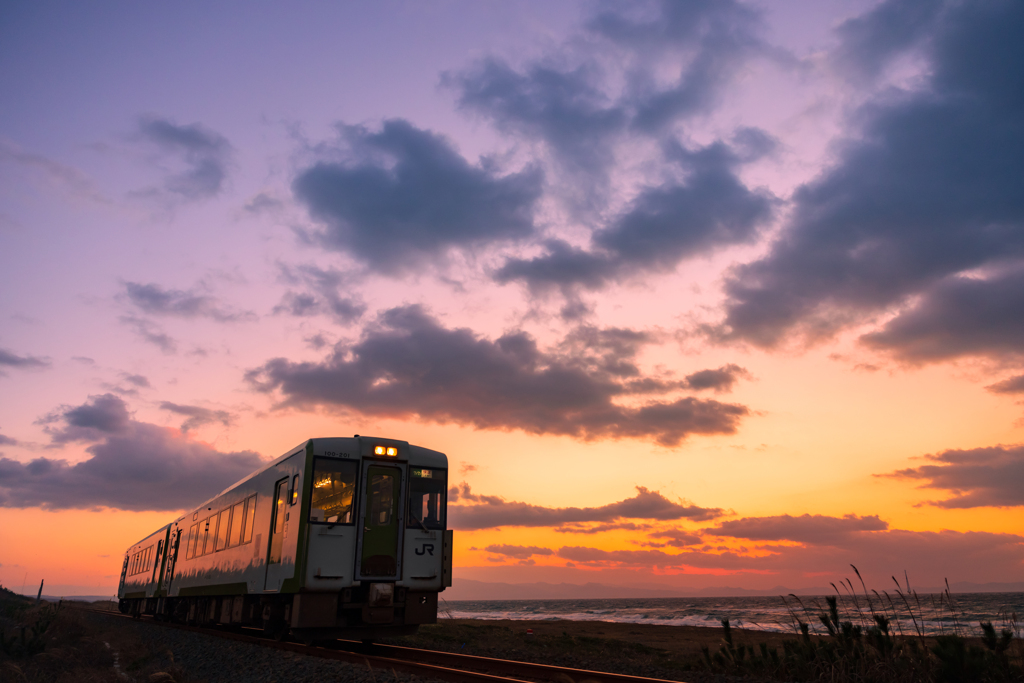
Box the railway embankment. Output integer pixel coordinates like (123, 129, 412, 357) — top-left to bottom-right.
(2, 601, 441, 683)
(3, 599, 779, 683)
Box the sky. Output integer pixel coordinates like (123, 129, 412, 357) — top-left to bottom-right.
(1, 0, 1023, 598)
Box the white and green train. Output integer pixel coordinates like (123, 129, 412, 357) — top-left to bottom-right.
(117, 436, 452, 640)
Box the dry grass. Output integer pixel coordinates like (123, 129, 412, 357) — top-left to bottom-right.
(0, 597, 193, 683)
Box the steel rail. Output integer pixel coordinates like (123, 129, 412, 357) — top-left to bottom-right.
(84, 609, 687, 683)
(335, 639, 684, 683)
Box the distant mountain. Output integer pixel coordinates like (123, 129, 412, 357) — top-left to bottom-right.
(442, 579, 1024, 601)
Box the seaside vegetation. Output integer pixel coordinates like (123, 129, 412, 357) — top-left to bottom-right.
(701, 567, 1023, 682)
(1, 587, 186, 683)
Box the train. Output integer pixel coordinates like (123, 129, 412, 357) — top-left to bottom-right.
(117, 435, 452, 641)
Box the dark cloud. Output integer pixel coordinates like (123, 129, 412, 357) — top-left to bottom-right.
(683, 364, 750, 393)
(883, 445, 1024, 508)
(243, 191, 283, 214)
(718, 0, 1024, 360)
(448, 483, 722, 530)
(273, 264, 366, 324)
(0, 347, 50, 371)
(138, 116, 232, 200)
(648, 528, 704, 547)
(449, 58, 626, 179)
(0, 434, 18, 446)
(159, 402, 234, 433)
(124, 282, 255, 323)
(987, 374, 1024, 395)
(450, 0, 764, 173)
(494, 139, 775, 292)
(861, 267, 1024, 362)
(293, 119, 543, 273)
(38, 393, 133, 444)
(554, 522, 652, 535)
(552, 529, 1024, 585)
(589, 0, 765, 133)
(121, 374, 150, 388)
(706, 514, 889, 545)
(832, 0, 944, 81)
(247, 305, 749, 445)
(484, 544, 554, 560)
(2, 395, 262, 510)
(119, 315, 177, 353)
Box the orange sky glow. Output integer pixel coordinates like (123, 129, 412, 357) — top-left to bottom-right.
(2, 0, 1023, 599)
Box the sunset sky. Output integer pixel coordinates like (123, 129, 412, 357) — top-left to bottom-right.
(2, 0, 1023, 598)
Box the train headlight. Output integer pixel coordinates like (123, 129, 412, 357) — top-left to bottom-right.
(374, 445, 398, 456)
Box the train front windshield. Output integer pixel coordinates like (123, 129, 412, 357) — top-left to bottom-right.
(408, 468, 446, 530)
(311, 458, 358, 524)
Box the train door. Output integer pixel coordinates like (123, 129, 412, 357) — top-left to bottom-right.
(355, 461, 405, 580)
(161, 528, 181, 594)
(264, 478, 290, 590)
(118, 554, 128, 595)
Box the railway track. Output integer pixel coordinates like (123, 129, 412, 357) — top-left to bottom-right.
(93, 609, 686, 683)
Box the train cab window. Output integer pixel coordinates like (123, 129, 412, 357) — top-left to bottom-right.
(186, 524, 199, 559)
(243, 495, 257, 542)
(228, 501, 245, 547)
(368, 472, 395, 526)
(310, 458, 358, 524)
(408, 468, 447, 530)
(215, 508, 230, 551)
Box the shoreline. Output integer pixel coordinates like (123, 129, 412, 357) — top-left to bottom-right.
(434, 617, 817, 658)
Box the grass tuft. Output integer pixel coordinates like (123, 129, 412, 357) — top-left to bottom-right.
(701, 571, 1024, 682)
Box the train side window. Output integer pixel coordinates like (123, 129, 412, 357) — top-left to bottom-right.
(228, 501, 245, 547)
(243, 495, 257, 542)
(130, 553, 136, 575)
(309, 458, 358, 524)
(215, 508, 230, 551)
(407, 468, 447, 530)
(203, 517, 217, 556)
(186, 524, 199, 559)
(290, 474, 299, 505)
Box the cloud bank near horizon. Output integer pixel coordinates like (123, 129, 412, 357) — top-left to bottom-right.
(0, 394, 263, 511)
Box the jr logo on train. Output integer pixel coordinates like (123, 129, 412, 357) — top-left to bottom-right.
(117, 436, 452, 641)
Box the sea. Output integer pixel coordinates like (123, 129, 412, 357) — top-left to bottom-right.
(442, 593, 1024, 637)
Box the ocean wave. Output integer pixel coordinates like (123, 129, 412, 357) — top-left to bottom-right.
(443, 593, 1024, 636)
